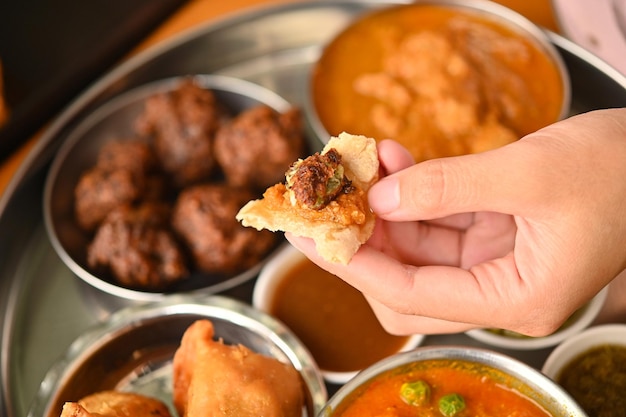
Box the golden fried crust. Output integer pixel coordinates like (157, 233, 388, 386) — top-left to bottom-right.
(172, 319, 304, 417)
(61, 391, 172, 417)
(60, 403, 93, 417)
(236, 132, 379, 264)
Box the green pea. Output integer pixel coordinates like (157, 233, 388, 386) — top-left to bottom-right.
(400, 380, 431, 406)
(438, 393, 466, 416)
(325, 164, 345, 195)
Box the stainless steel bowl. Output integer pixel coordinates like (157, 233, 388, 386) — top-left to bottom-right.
(306, 0, 572, 147)
(319, 346, 586, 416)
(27, 295, 327, 417)
(253, 244, 425, 385)
(43, 74, 293, 301)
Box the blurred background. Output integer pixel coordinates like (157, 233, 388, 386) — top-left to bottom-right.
(0, 0, 188, 164)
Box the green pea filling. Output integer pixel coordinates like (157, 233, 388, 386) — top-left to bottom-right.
(285, 159, 302, 188)
(326, 165, 344, 194)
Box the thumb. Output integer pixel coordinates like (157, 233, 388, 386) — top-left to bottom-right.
(368, 141, 540, 221)
(369, 108, 626, 221)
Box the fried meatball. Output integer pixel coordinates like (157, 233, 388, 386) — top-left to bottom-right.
(96, 139, 156, 175)
(74, 167, 144, 231)
(87, 203, 188, 290)
(214, 105, 305, 190)
(286, 148, 354, 209)
(135, 78, 226, 186)
(74, 140, 161, 231)
(172, 184, 276, 274)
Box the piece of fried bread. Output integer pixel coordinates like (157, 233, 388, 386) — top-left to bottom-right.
(236, 132, 378, 264)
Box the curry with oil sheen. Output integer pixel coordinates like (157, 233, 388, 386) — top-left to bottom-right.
(269, 257, 409, 373)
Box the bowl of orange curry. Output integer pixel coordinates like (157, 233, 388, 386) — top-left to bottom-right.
(307, 0, 570, 161)
(253, 244, 424, 384)
(320, 346, 587, 417)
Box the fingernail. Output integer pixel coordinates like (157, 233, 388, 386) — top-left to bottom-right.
(369, 177, 399, 214)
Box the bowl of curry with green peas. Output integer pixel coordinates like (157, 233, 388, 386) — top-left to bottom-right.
(318, 346, 586, 417)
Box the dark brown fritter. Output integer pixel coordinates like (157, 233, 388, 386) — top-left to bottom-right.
(214, 105, 305, 190)
(286, 148, 354, 209)
(74, 140, 162, 231)
(135, 78, 226, 187)
(74, 167, 145, 231)
(172, 184, 276, 274)
(96, 140, 157, 175)
(87, 203, 188, 290)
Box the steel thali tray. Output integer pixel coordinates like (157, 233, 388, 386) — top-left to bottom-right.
(2, 1, 626, 417)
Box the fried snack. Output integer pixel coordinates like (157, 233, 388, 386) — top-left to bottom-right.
(87, 202, 188, 290)
(172, 184, 277, 274)
(236, 132, 379, 264)
(173, 319, 304, 417)
(74, 140, 160, 232)
(60, 391, 172, 417)
(214, 105, 305, 189)
(134, 78, 225, 187)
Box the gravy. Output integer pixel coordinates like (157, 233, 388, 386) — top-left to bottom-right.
(333, 359, 551, 417)
(312, 4, 566, 162)
(269, 257, 410, 372)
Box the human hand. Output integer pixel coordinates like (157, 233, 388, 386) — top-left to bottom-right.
(287, 108, 626, 336)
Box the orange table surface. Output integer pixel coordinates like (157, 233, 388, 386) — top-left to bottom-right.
(0, 0, 559, 199)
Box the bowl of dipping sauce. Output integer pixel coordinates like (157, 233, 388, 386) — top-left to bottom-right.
(307, 0, 570, 161)
(320, 346, 587, 417)
(542, 323, 626, 417)
(465, 287, 608, 350)
(253, 244, 423, 384)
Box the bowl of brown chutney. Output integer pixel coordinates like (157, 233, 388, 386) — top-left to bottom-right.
(253, 244, 423, 384)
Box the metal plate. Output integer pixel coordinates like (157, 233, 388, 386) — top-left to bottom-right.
(1, 2, 626, 417)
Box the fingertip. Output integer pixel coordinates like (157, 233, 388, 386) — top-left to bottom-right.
(377, 139, 415, 175)
(368, 176, 400, 215)
(285, 233, 317, 256)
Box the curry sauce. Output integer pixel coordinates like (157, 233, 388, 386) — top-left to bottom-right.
(333, 360, 551, 417)
(269, 257, 410, 373)
(312, 4, 566, 162)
